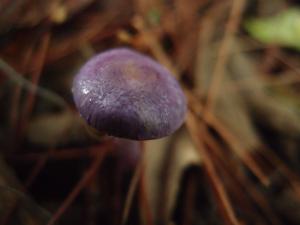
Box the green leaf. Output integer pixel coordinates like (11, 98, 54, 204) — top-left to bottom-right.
(244, 8, 300, 50)
(147, 9, 161, 26)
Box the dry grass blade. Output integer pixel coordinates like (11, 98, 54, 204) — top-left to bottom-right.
(206, 113, 271, 186)
(186, 111, 241, 225)
(1, 1, 300, 225)
(121, 153, 143, 225)
(18, 31, 51, 141)
(198, 88, 300, 203)
(186, 90, 270, 186)
(9, 45, 34, 134)
(0, 58, 67, 108)
(138, 163, 153, 225)
(200, 126, 283, 225)
(46, 146, 110, 225)
(257, 147, 300, 199)
(131, 16, 178, 77)
(1, 148, 53, 225)
(205, 0, 246, 112)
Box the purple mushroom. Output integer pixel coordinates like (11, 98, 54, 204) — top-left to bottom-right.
(72, 48, 186, 140)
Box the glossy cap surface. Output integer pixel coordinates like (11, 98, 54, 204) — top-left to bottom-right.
(72, 48, 186, 140)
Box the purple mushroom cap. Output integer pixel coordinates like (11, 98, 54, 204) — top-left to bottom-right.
(72, 48, 187, 140)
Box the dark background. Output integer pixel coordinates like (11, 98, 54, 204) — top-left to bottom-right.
(1, 0, 300, 225)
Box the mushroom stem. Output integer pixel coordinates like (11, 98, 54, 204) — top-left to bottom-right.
(121, 150, 143, 225)
(121, 141, 153, 225)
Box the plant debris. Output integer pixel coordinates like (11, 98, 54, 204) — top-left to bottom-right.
(1, 0, 300, 225)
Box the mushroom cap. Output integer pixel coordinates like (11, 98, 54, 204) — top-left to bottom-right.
(72, 48, 186, 140)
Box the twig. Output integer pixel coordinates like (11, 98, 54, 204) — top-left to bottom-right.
(206, 113, 270, 186)
(257, 147, 300, 199)
(0, 58, 67, 108)
(46, 146, 109, 225)
(138, 155, 153, 225)
(187, 90, 270, 186)
(181, 172, 197, 225)
(18, 31, 51, 141)
(186, 111, 240, 225)
(9, 46, 33, 134)
(205, 0, 246, 112)
(8, 144, 112, 162)
(131, 16, 178, 78)
(200, 125, 283, 225)
(0, 149, 54, 225)
(121, 146, 144, 225)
